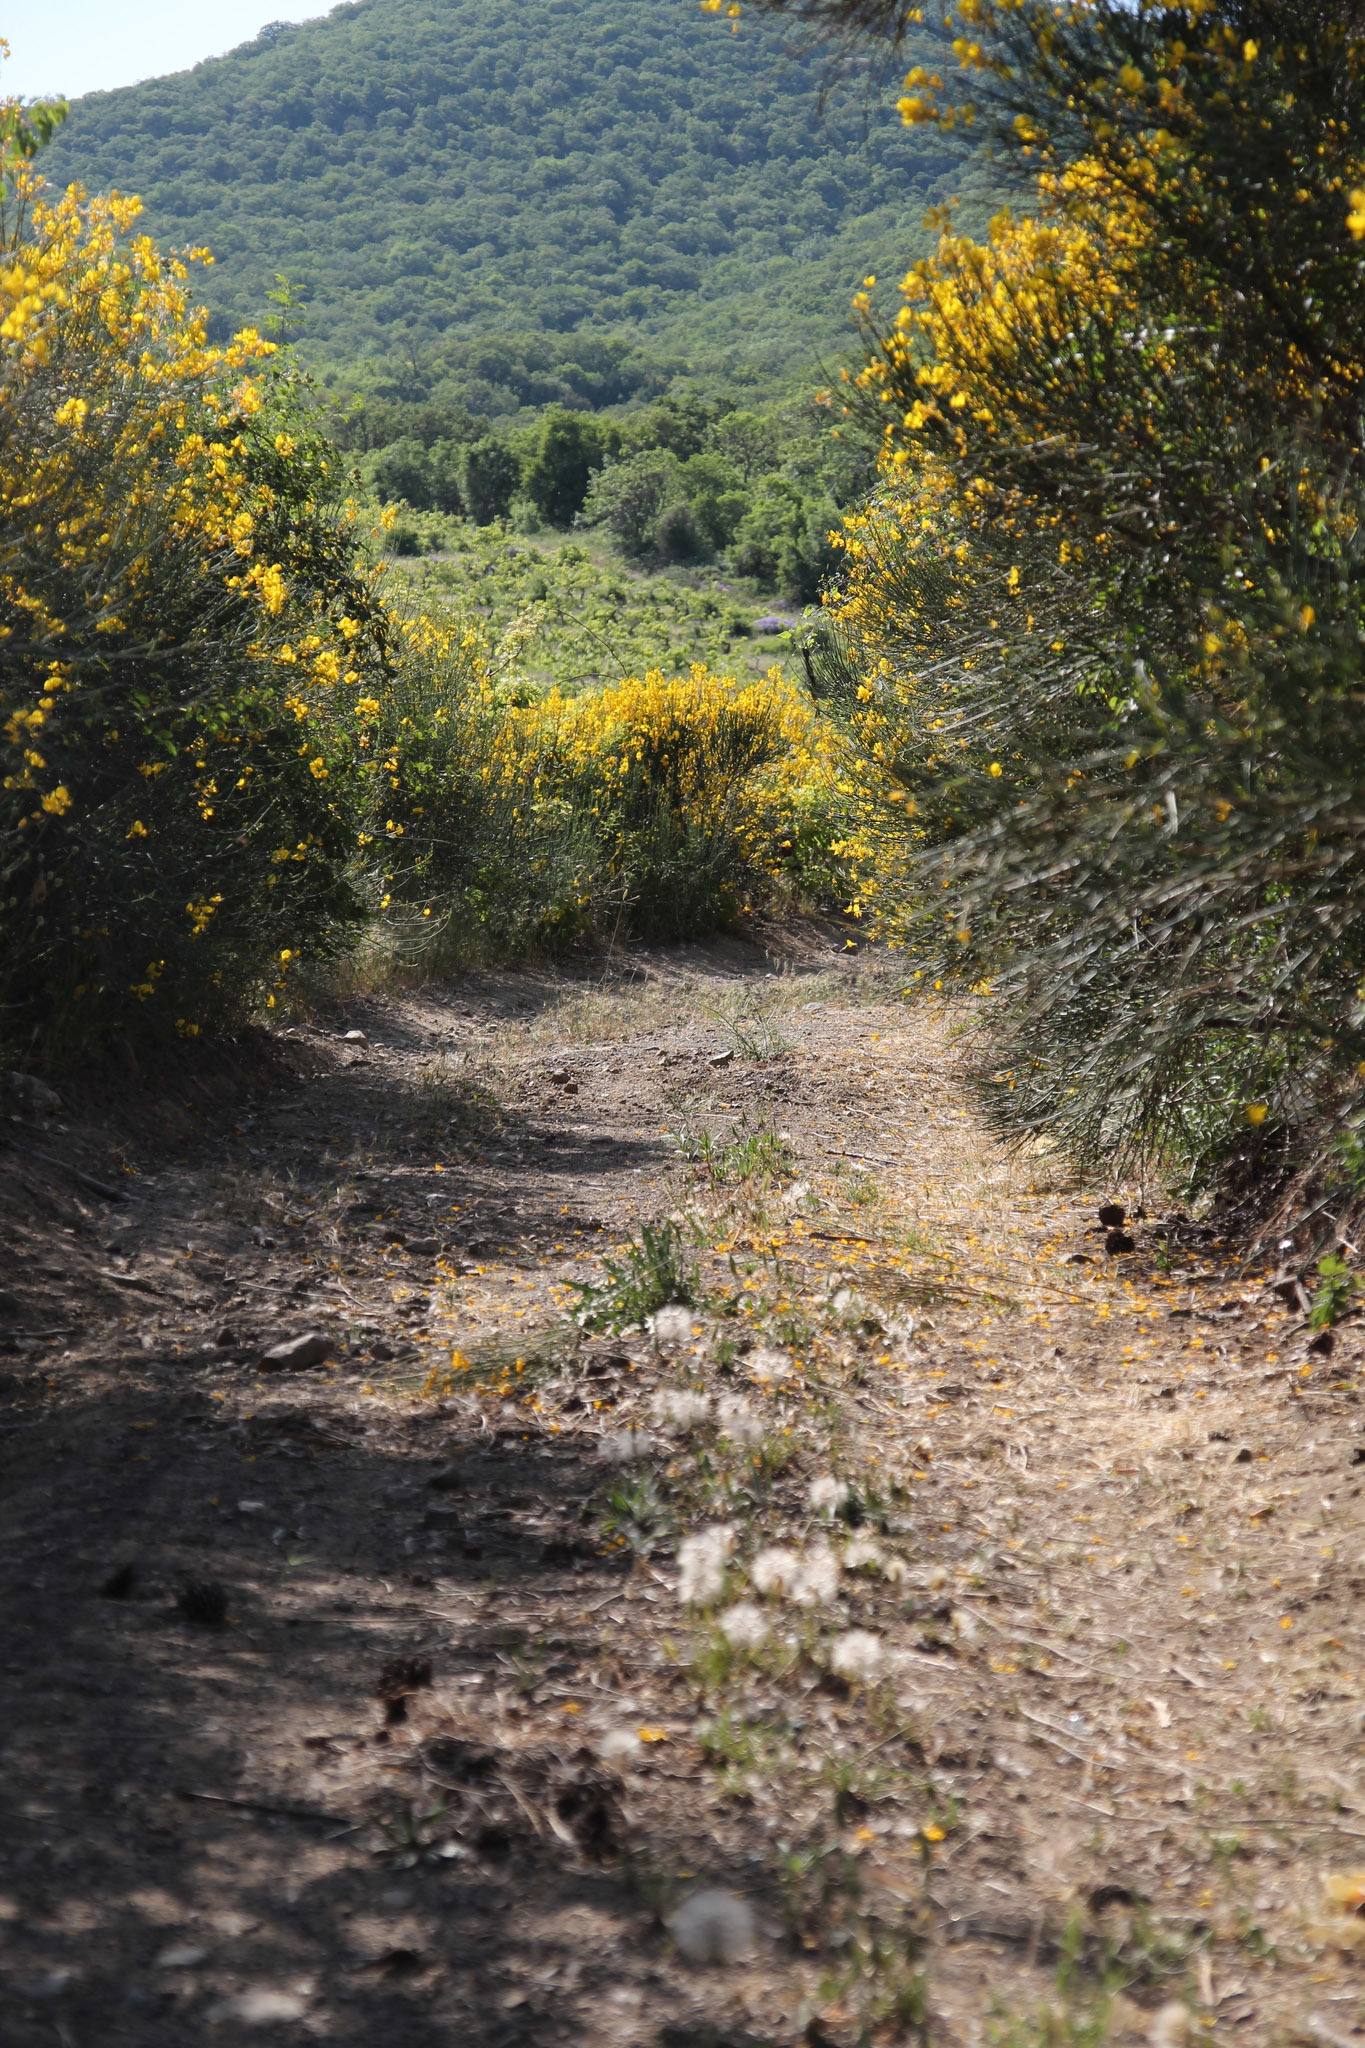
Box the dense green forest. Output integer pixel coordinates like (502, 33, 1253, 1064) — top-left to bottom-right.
(349, 374, 878, 603)
(43, 0, 956, 376)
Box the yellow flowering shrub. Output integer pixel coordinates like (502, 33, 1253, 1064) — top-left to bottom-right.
(779, 0, 1365, 1221)
(317, 618, 844, 955)
(494, 663, 841, 939)
(0, 170, 387, 1051)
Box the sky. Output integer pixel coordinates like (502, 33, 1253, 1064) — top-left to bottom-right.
(2, 4, 324, 102)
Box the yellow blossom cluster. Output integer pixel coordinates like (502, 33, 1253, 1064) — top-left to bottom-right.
(491, 662, 837, 888)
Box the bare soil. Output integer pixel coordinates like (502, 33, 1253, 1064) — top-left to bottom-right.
(2, 922, 1363, 2047)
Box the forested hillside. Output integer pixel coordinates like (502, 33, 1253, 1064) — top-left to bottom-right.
(42, 0, 955, 373)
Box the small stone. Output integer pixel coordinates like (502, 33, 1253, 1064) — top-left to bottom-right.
(422, 1505, 463, 1531)
(207, 1988, 308, 2025)
(260, 1331, 329, 1372)
(669, 1887, 756, 1964)
(1104, 1230, 1136, 1255)
(342, 1029, 366, 1043)
(563, 1078, 579, 1094)
(155, 1944, 209, 1970)
(405, 1236, 439, 1256)
(548, 1067, 570, 1084)
(708, 1048, 734, 1068)
(7, 1072, 61, 1116)
(28, 1967, 78, 1998)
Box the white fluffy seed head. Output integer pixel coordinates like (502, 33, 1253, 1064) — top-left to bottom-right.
(718, 1601, 769, 1651)
(715, 1393, 763, 1444)
(669, 1887, 756, 1965)
(790, 1543, 840, 1609)
(750, 1545, 801, 1598)
(830, 1628, 885, 1685)
(748, 1345, 792, 1384)
(842, 1537, 883, 1573)
(650, 1304, 696, 1350)
(952, 1605, 982, 1648)
(651, 1389, 712, 1432)
(926, 1563, 950, 1592)
(808, 1474, 850, 1516)
(1148, 2003, 1191, 2048)
(676, 1523, 735, 1607)
(596, 1427, 651, 1464)
(598, 1728, 643, 1766)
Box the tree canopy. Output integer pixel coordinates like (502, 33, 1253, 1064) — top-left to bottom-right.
(40, 0, 956, 376)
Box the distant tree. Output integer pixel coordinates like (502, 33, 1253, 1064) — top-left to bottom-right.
(707, 410, 772, 485)
(656, 501, 704, 563)
(680, 452, 747, 552)
(426, 437, 467, 516)
(459, 437, 520, 525)
(523, 408, 610, 527)
(732, 480, 836, 602)
(582, 448, 685, 557)
(626, 395, 717, 461)
(368, 436, 432, 509)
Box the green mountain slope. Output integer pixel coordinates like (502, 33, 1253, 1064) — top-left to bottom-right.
(41, 0, 955, 374)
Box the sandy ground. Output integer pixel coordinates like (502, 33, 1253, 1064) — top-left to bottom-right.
(2, 922, 1364, 2047)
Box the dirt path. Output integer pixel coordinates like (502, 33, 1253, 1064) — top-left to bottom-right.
(2, 925, 1363, 2046)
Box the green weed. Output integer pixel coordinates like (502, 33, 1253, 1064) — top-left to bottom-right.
(706, 987, 790, 1061)
(1310, 1252, 1355, 1329)
(600, 1472, 673, 1558)
(676, 1113, 795, 1189)
(575, 1219, 697, 1333)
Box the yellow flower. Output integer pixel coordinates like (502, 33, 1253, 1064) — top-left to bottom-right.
(988, 761, 1002, 777)
(126, 819, 148, 838)
(1245, 1102, 1269, 1126)
(40, 785, 72, 814)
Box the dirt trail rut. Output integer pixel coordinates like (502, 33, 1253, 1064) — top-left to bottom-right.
(1, 923, 1363, 2046)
